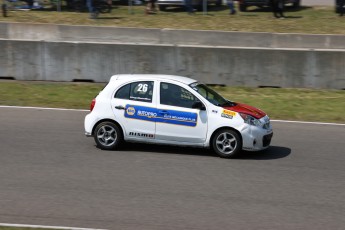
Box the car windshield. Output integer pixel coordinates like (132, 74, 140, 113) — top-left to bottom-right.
(189, 83, 235, 107)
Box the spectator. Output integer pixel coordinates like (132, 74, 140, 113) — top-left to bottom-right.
(86, 0, 98, 19)
(227, 0, 236, 15)
(271, 0, 285, 18)
(2, 3, 7, 17)
(184, 0, 195, 14)
(145, 0, 157, 14)
(338, 0, 345, 16)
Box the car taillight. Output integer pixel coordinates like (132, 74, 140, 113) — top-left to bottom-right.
(90, 98, 96, 111)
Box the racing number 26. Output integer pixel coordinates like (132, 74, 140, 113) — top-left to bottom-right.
(137, 84, 148, 93)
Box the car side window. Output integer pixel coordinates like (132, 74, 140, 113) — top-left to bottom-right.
(160, 82, 198, 108)
(115, 83, 130, 100)
(115, 81, 154, 103)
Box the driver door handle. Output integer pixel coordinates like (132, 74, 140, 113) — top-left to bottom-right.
(115, 105, 125, 110)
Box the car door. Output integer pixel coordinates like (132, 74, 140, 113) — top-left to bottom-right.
(155, 81, 208, 144)
(111, 80, 156, 141)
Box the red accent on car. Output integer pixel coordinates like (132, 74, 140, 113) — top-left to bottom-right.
(90, 98, 96, 111)
(223, 103, 266, 119)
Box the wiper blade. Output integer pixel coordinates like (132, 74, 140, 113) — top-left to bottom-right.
(220, 100, 236, 107)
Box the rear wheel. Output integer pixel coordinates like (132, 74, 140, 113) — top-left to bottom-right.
(212, 129, 242, 158)
(94, 121, 122, 150)
(239, 3, 246, 12)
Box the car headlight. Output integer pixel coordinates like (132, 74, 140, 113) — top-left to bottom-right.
(239, 113, 262, 127)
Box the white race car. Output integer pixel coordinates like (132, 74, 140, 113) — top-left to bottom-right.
(84, 74, 273, 158)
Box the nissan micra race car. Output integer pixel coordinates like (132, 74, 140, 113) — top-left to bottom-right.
(84, 74, 273, 158)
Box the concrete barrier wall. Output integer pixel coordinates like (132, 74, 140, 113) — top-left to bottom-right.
(1, 22, 345, 49)
(1, 39, 344, 89)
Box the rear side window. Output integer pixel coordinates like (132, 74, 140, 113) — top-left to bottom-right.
(115, 81, 154, 103)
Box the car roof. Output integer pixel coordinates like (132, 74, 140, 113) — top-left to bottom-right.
(110, 74, 197, 85)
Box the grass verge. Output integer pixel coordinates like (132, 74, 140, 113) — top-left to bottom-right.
(1, 81, 344, 123)
(0, 4, 344, 34)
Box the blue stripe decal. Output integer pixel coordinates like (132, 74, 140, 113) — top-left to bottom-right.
(124, 105, 197, 127)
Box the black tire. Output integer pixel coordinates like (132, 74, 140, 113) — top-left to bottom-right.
(292, 0, 300, 8)
(158, 5, 166, 11)
(73, 0, 85, 12)
(94, 121, 122, 150)
(97, 2, 112, 13)
(212, 129, 242, 158)
(239, 3, 246, 12)
(196, 4, 203, 11)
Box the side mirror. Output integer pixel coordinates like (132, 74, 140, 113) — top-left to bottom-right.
(192, 101, 206, 110)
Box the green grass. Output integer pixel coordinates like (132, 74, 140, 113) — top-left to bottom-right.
(0, 81, 104, 109)
(1, 4, 344, 34)
(1, 81, 344, 123)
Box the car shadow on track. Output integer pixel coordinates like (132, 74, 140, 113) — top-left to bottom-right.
(120, 143, 215, 157)
(118, 144, 291, 160)
(239, 146, 291, 160)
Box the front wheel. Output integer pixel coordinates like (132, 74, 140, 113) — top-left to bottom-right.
(212, 129, 242, 158)
(94, 122, 122, 150)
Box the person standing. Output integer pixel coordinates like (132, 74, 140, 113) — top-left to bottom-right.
(184, 0, 195, 14)
(271, 0, 285, 18)
(87, 0, 98, 19)
(227, 0, 236, 15)
(338, 0, 345, 16)
(2, 3, 7, 17)
(145, 0, 157, 14)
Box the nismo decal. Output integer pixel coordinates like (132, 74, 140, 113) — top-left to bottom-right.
(124, 105, 197, 127)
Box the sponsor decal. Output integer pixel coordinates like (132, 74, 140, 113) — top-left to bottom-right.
(212, 110, 218, 114)
(162, 114, 196, 123)
(221, 109, 236, 119)
(129, 132, 154, 138)
(126, 107, 136, 116)
(138, 110, 157, 118)
(124, 105, 197, 127)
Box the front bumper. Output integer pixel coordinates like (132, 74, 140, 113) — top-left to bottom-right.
(241, 115, 273, 151)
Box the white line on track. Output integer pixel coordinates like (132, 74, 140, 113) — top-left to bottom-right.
(271, 119, 345, 126)
(0, 105, 89, 112)
(0, 223, 107, 230)
(1, 105, 344, 126)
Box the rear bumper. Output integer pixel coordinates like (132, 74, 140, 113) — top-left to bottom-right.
(85, 132, 93, 137)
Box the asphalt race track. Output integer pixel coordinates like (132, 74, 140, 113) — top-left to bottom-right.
(0, 107, 344, 230)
